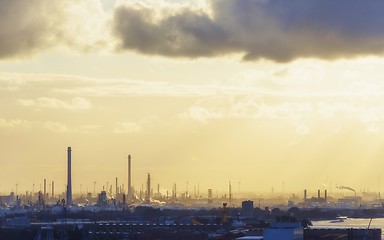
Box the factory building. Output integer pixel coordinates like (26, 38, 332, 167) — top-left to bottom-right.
(241, 200, 254, 217)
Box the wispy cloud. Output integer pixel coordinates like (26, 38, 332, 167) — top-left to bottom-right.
(0, 118, 31, 128)
(0, 118, 101, 134)
(3, 59, 384, 134)
(114, 122, 142, 134)
(179, 106, 222, 123)
(43, 121, 69, 133)
(18, 97, 92, 110)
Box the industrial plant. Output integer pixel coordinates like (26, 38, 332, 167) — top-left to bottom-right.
(0, 147, 384, 240)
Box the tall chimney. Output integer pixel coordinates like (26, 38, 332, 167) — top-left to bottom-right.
(304, 189, 307, 201)
(52, 181, 54, 199)
(128, 155, 132, 202)
(67, 147, 72, 205)
(115, 177, 118, 198)
(145, 173, 151, 203)
(325, 190, 328, 202)
(318, 189, 320, 199)
(44, 179, 47, 200)
(229, 181, 232, 205)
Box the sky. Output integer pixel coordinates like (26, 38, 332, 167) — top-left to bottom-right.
(1, 0, 384, 196)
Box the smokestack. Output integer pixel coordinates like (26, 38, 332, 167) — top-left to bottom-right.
(52, 181, 54, 199)
(145, 173, 151, 203)
(318, 189, 320, 199)
(128, 155, 132, 202)
(304, 189, 307, 201)
(229, 181, 232, 205)
(44, 179, 46, 199)
(67, 147, 72, 205)
(116, 177, 118, 198)
(325, 190, 328, 202)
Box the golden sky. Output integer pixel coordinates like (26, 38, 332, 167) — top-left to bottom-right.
(1, 0, 384, 195)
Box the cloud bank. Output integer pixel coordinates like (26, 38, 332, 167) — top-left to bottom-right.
(112, 0, 384, 61)
(2, 0, 384, 62)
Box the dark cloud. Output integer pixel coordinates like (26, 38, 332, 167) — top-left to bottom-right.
(0, 0, 104, 59)
(112, 0, 384, 62)
(0, 0, 65, 58)
(113, 7, 229, 57)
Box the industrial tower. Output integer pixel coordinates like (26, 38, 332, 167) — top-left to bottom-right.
(66, 147, 72, 205)
(128, 155, 132, 202)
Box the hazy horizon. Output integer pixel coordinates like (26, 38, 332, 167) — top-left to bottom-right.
(1, 0, 384, 196)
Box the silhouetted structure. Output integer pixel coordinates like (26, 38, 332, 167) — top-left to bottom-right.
(128, 155, 132, 202)
(241, 200, 254, 217)
(115, 177, 118, 199)
(51, 181, 54, 199)
(145, 173, 151, 203)
(43, 179, 46, 201)
(66, 147, 72, 205)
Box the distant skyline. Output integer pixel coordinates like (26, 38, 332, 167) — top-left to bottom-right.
(2, 0, 384, 195)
